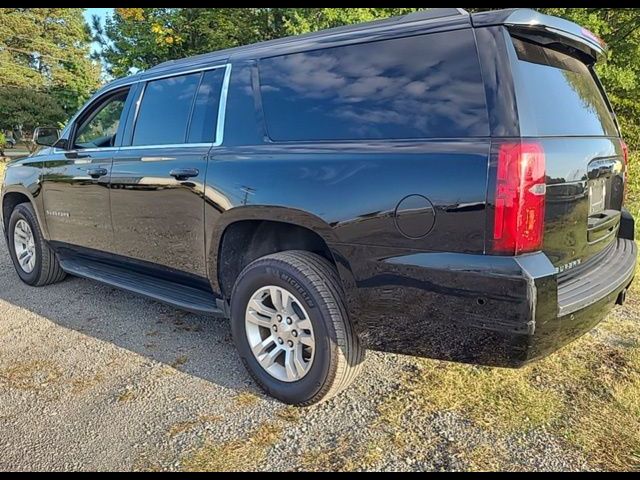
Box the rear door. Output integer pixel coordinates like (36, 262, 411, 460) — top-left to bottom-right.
(506, 34, 625, 269)
(109, 66, 228, 277)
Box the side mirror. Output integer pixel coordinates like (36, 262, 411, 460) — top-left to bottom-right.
(33, 127, 60, 147)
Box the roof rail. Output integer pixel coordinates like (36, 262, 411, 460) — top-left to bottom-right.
(401, 8, 469, 23)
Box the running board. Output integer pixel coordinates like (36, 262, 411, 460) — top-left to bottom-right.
(59, 257, 224, 315)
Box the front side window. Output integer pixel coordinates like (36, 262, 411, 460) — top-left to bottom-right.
(75, 90, 129, 149)
(259, 30, 489, 141)
(132, 73, 200, 146)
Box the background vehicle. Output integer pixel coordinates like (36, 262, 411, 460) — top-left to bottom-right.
(1, 8, 635, 405)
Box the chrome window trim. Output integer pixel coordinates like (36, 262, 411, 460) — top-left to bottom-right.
(96, 63, 229, 97)
(54, 63, 231, 154)
(214, 64, 232, 147)
(119, 143, 214, 151)
(129, 63, 231, 148)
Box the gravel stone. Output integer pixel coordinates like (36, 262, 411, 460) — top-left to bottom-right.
(0, 246, 592, 471)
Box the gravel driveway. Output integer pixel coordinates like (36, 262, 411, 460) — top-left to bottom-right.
(1, 242, 636, 471)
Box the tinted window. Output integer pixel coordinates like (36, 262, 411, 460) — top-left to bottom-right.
(133, 73, 200, 146)
(511, 37, 618, 137)
(75, 90, 129, 149)
(187, 68, 225, 143)
(259, 30, 488, 141)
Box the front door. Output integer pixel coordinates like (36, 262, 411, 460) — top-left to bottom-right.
(41, 87, 133, 252)
(109, 67, 227, 277)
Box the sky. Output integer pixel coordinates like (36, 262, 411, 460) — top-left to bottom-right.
(83, 8, 114, 54)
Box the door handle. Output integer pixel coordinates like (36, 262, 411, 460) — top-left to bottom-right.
(170, 168, 199, 180)
(87, 167, 108, 178)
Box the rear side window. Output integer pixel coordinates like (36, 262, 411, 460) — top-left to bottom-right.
(133, 73, 200, 146)
(510, 36, 618, 137)
(259, 30, 489, 141)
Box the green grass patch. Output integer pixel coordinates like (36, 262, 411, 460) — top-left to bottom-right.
(181, 422, 281, 472)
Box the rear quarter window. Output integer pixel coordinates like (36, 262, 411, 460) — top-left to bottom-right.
(510, 36, 618, 137)
(258, 29, 489, 142)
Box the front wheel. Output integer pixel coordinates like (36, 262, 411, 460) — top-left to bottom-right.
(7, 203, 66, 286)
(230, 250, 364, 406)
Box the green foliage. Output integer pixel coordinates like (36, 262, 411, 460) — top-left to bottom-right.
(93, 8, 640, 150)
(0, 87, 66, 133)
(94, 8, 422, 78)
(539, 8, 640, 150)
(94, 8, 275, 78)
(0, 8, 101, 114)
(0, 8, 101, 137)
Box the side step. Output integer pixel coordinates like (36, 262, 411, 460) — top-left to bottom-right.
(59, 257, 224, 315)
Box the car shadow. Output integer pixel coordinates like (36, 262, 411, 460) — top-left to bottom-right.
(0, 248, 255, 394)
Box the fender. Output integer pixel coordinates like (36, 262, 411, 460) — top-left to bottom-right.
(1, 159, 49, 240)
(206, 204, 362, 331)
(206, 205, 339, 291)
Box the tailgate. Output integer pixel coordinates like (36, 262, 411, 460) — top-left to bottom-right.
(507, 33, 626, 271)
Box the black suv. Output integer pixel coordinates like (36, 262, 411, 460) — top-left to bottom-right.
(2, 8, 636, 405)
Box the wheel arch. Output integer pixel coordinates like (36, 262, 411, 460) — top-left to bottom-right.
(1, 187, 47, 239)
(208, 206, 356, 301)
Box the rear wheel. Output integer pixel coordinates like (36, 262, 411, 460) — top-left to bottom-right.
(230, 250, 364, 406)
(7, 203, 66, 286)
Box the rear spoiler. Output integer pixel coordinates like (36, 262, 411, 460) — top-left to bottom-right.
(471, 9, 607, 64)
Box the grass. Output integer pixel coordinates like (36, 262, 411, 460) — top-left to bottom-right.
(371, 313, 640, 470)
(299, 438, 386, 472)
(179, 403, 303, 471)
(0, 359, 63, 391)
(71, 373, 105, 394)
(167, 415, 221, 439)
(365, 152, 640, 471)
(1, 142, 638, 470)
(625, 152, 640, 235)
(167, 420, 200, 438)
(117, 388, 137, 403)
(182, 422, 281, 472)
(233, 391, 260, 408)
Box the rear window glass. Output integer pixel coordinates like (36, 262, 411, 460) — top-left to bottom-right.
(259, 30, 489, 141)
(511, 36, 618, 137)
(133, 73, 200, 146)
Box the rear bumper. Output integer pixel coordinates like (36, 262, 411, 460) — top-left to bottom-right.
(528, 238, 636, 363)
(334, 237, 636, 367)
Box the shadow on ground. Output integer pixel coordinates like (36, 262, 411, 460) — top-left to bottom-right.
(0, 247, 253, 394)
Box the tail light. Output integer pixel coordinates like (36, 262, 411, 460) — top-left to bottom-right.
(492, 142, 546, 255)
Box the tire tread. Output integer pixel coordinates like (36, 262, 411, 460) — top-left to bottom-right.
(10, 203, 66, 286)
(233, 250, 364, 406)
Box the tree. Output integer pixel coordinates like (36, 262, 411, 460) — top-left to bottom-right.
(92, 8, 640, 149)
(93, 8, 422, 78)
(0, 7, 101, 143)
(94, 8, 271, 78)
(0, 86, 67, 133)
(468, 8, 640, 148)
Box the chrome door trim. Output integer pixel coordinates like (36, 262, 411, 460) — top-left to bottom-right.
(55, 63, 232, 155)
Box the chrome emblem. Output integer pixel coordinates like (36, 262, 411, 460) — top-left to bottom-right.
(556, 259, 582, 274)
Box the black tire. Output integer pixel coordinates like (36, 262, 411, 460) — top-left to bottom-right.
(6, 203, 66, 286)
(230, 250, 364, 406)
